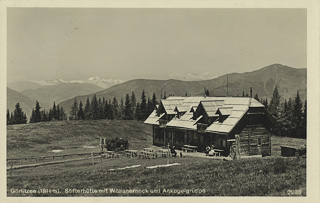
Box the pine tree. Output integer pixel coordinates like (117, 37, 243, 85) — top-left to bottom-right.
(48, 109, 53, 121)
(205, 89, 210, 96)
(60, 107, 67, 120)
(41, 109, 47, 122)
(254, 93, 260, 102)
(131, 91, 137, 116)
(120, 97, 124, 119)
(163, 91, 167, 99)
(112, 97, 119, 119)
(7, 109, 10, 125)
(123, 93, 133, 120)
(140, 90, 147, 120)
(69, 99, 79, 120)
(292, 91, 304, 138)
(269, 86, 281, 118)
(56, 105, 60, 120)
(34, 101, 41, 123)
(135, 101, 141, 120)
(12, 103, 27, 124)
(293, 91, 303, 123)
(146, 98, 154, 116)
(52, 102, 57, 120)
(30, 109, 35, 123)
(84, 97, 91, 120)
(91, 94, 99, 120)
(97, 98, 104, 119)
(78, 101, 85, 120)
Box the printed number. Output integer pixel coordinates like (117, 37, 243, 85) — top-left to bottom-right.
(287, 189, 302, 195)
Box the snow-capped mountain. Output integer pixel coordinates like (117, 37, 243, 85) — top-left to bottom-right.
(32, 77, 124, 89)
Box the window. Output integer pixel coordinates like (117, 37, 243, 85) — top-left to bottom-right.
(220, 139, 227, 147)
(257, 137, 262, 146)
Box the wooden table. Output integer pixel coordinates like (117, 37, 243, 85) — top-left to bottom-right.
(143, 148, 154, 152)
(125, 150, 138, 158)
(214, 149, 224, 157)
(182, 145, 198, 153)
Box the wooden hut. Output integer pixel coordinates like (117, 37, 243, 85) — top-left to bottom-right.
(144, 96, 274, 157)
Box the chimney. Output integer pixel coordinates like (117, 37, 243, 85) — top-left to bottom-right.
(250, 87, 252, 98)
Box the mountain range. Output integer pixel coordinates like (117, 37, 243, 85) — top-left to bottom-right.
(7, 83, 104, 118)
(8, 77, 123, 91)
(59, 64, 307, 112)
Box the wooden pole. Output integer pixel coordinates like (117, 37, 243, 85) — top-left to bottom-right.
(235, 134, 241, 160)
(167, 143, 170, 164)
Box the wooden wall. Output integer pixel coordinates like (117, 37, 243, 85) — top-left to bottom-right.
(238, 124, 271, 156)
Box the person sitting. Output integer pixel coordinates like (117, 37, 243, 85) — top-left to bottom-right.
(205, 146, 211, 156)
(171, 146, 177, 157)
(208, 148, 216, 156)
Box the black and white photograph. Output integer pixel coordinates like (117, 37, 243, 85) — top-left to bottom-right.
(1, 0, 319, 201)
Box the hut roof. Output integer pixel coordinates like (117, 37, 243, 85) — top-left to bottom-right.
(144, 96, 265, 134)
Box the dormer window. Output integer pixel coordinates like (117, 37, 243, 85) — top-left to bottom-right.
(216, 107, 233, 123)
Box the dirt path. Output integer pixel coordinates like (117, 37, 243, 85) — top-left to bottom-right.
(7, 155, 102, 170)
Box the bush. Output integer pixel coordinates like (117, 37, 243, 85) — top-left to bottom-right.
(104, 137, 129, 151)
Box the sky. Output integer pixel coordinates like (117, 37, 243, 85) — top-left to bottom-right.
(7, 8, 306, 83)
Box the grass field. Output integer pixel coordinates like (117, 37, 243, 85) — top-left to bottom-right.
(7, 120, 306, 196)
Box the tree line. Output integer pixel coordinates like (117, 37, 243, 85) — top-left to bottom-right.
(69, 90, 157, 121)
(259, 86, 306, 139)
(6, 87, 307, 139)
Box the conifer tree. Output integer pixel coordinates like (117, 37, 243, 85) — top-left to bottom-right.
(152, 92, 157, 106)
(120, 97, 124, 119)
(12, 103, 27, 124)
(146, 98, 154, 115)
(131, 91, 137, 116)
(269, 86, 281, 118)
(78, 101, 85, 120)
(56, 105, 60, 120)
(91, 94, 99, 120)
(139, 90, 147, 120)
(254, 93, 260, 102)
(30, 109, 35, 123)
(41, 109, 47, 122)
(69, 99, 79, 120)
(34, 101, 41, 122)
(123, 93, 133, 120)
(84, 97, 91, 120)
(52, 102, 57, 120)
(60, 107, 66, 120)
(163, 91, 167, 99)
(97, 98, 104, 119)
(135, 101, 141, 120)
(112, 97, 119, 119)
(7, 109, 10, 125)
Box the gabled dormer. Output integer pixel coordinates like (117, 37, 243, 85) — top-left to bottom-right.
(216, 107, 233, 123)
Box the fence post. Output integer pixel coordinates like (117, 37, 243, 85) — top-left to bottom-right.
(235, 134, 241, 160)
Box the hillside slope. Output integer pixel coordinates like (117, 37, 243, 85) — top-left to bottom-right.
(7, 87, 36, 119)
(21, 83, 104, 110)
(60, 64, 306, 112)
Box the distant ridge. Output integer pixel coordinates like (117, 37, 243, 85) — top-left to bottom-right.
(7, 88, 36, 119)
(59, 64, 306, 113)
(20, 83, 104, 110)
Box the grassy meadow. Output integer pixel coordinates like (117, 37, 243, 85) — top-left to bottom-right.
(7, 120, 306, 196)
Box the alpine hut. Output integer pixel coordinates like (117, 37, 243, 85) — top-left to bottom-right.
(144, 96, 274, 157)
